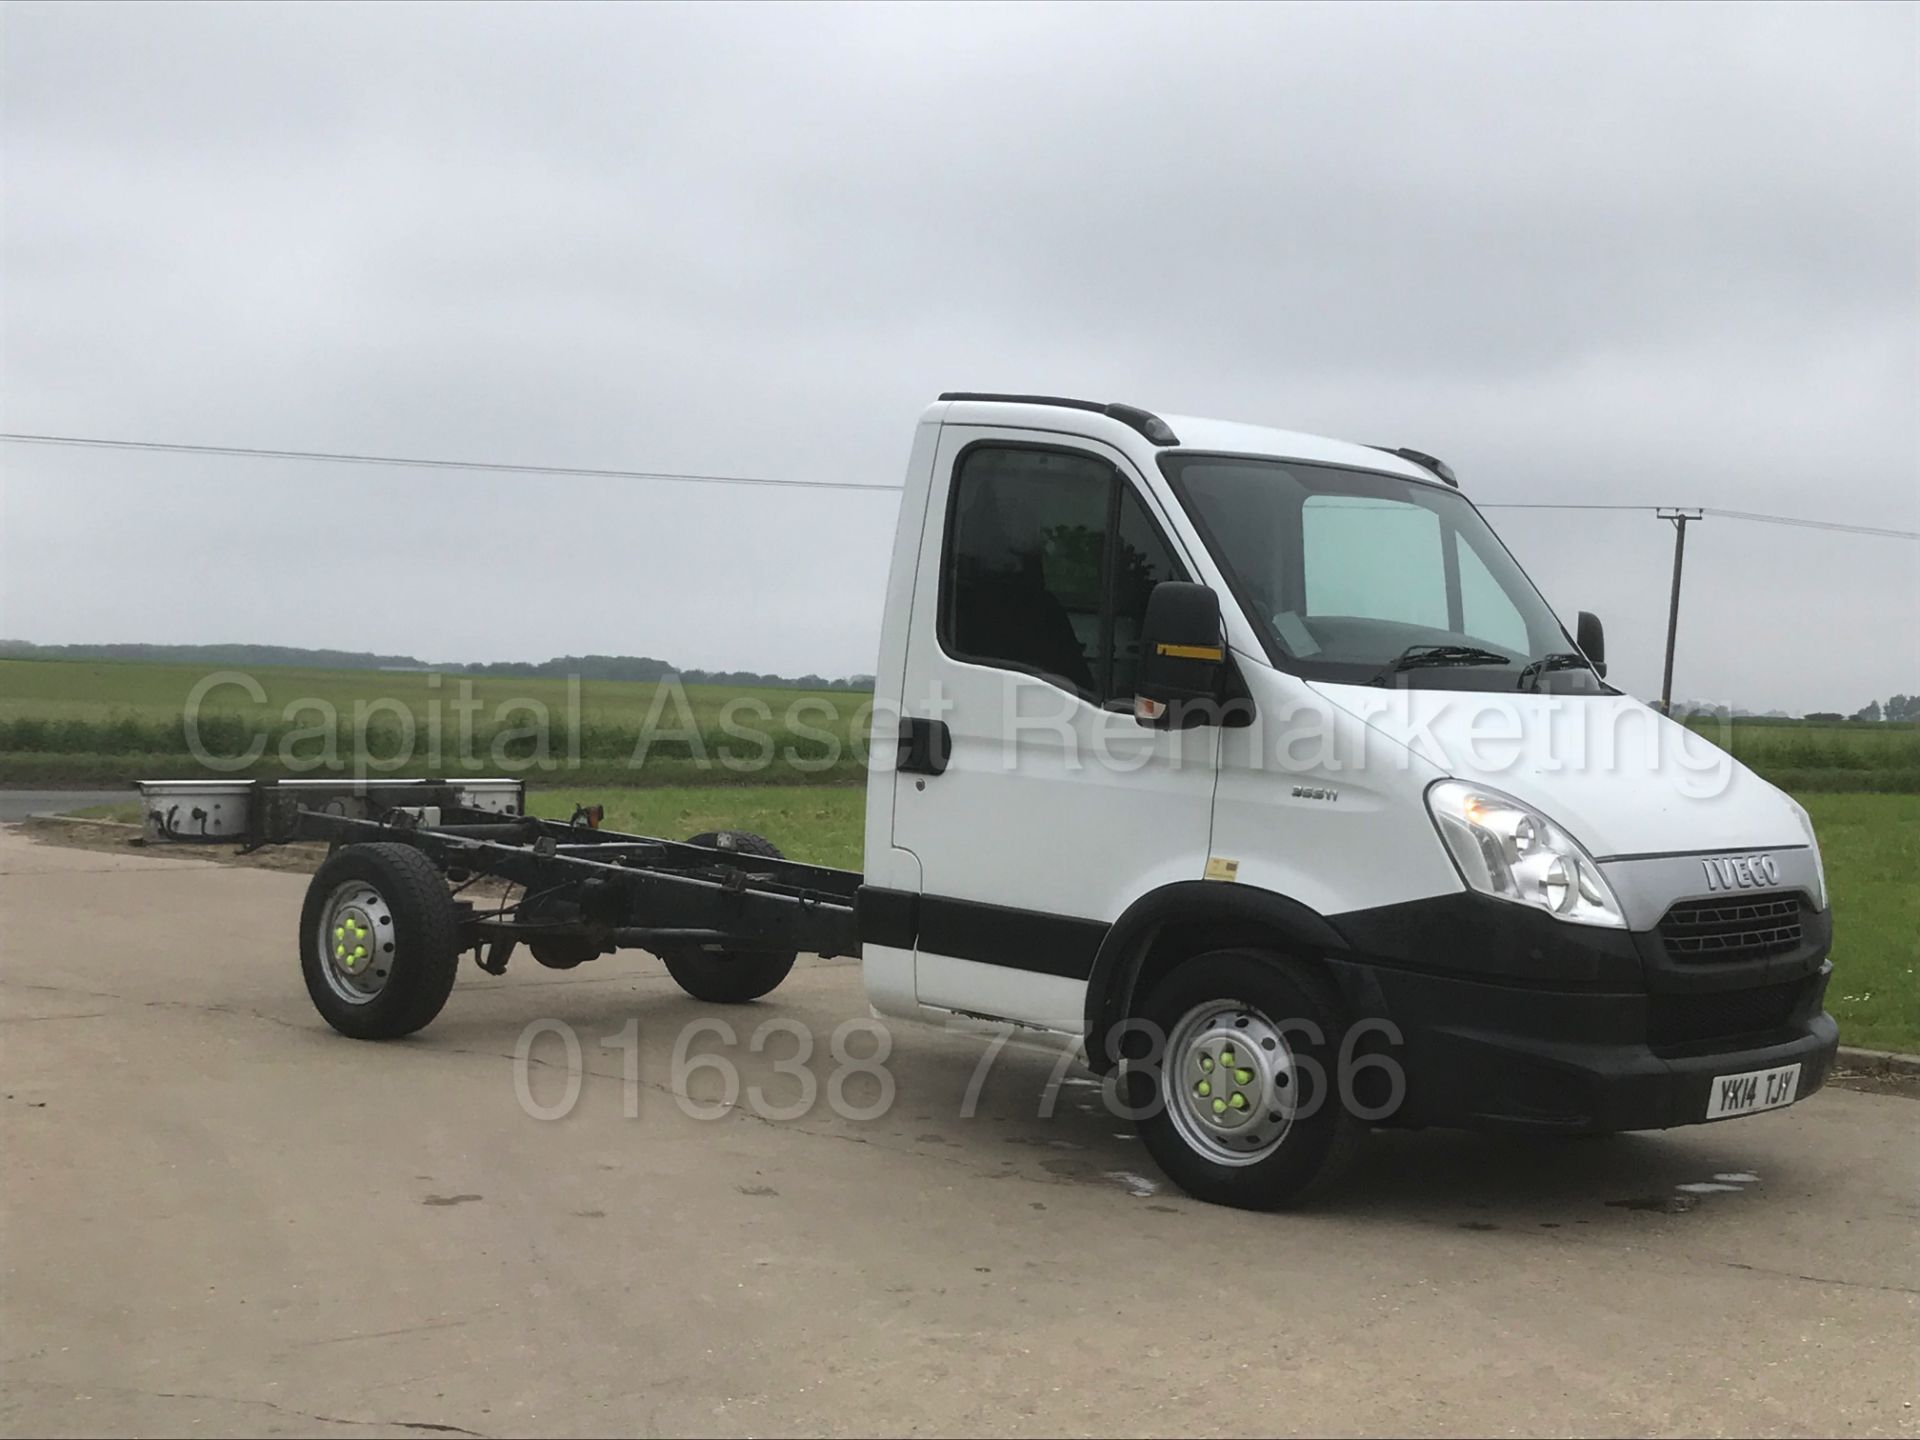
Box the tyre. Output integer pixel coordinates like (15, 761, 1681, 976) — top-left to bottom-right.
(1129, 949, 1363, 1210)
(299, 842, 460, 1039)
(660, 831, 798, 1004)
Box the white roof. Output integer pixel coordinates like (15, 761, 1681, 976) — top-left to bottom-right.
(930, 395, 1446, 489)
(1159, 412, 1440, 484)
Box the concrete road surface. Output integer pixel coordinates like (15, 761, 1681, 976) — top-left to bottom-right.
(2, 830, 1915, 1438)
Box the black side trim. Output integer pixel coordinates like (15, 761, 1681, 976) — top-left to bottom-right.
(919, 896, 1108, 980)
(938, 391, 1179, 446)
(852, 888, 1109, 980)
(855, 886, 918, 950)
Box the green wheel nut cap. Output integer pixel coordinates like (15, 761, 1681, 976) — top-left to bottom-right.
(1199, 1056, 1213, 1072)
(1211, 1098, 1227, 1115)
(1229, 1092, 1248, 1110)
(1235, 1068, 1254, 1084)
(1196, 1080, 1211, 1097)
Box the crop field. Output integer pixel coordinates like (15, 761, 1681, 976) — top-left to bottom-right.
(0, 657, 870, 787)
(1680, 715, 1920, 794)
(3, 656, 1916, 792)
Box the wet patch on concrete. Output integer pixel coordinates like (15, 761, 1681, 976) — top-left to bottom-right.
(1606, 1170, 1761, 1215)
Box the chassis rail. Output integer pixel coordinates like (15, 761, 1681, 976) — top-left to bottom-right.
(249, 780, 863, 968)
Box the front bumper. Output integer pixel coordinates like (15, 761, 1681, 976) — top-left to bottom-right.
(1327, 892, 1839, 1134)
(1329, 956, 1838, 1133)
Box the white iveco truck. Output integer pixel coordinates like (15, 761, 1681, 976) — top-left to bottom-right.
(242, 392, 1838, 1210)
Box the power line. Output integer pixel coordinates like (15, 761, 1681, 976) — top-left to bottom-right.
(1703, 507, 1918, 540)
(0, 432, 905, 494)
(1478, 503, 1654, 511)
(4, 431, 1913, 536)
(1481, 501, 1916, 540)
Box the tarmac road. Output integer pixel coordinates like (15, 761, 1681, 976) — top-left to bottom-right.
(1, 829, 1915, 1438)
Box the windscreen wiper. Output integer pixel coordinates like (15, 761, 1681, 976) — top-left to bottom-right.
(1516, 651, 1591, 692)
(1370, 644, 1512, 685)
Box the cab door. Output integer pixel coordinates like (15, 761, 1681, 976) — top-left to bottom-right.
(890, 426, 1220, 1033)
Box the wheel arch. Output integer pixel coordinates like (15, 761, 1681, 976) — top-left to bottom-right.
(1081, 881, 1361, 1074)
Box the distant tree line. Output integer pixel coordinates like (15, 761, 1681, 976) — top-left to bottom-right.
(1790, 694, 1918, 724)
(1652, 693, 1918, 725)
(1848, 693, 1920, 724)
(453, 653, 875, 690)
(0, 639, 426, 670)
(0, 639, 875, 692)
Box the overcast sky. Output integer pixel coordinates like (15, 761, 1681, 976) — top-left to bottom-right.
(3, 1, 1914, 713)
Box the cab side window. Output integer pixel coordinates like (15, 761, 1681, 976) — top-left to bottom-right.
(941, 445, 1186, 701)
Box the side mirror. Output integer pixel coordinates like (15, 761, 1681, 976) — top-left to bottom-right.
(1136, 581, 1227, 725)
(1576, 610, 1607, 677)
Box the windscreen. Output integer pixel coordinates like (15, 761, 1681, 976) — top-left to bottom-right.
(1162, 454, 1605, 693)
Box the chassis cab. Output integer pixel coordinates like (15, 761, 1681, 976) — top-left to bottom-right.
(265, 391, 1839, 1211)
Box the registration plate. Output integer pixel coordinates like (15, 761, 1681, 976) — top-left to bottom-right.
(1705, 1062, 1801, 1120)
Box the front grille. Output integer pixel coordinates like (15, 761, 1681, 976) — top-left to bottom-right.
(1658, 892, 1806, 963)
(1648, 977, 1809, 1049)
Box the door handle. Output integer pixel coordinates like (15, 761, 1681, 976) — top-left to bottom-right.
(897, 716, 950, 776)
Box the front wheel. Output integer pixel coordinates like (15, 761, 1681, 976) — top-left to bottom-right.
(299, 842, 460, 1039)
(1130, 950, 1362, 1210)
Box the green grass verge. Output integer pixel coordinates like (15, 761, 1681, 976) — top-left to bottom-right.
(528, 785, 867, 872)
(1802, 793, 1919, 1054)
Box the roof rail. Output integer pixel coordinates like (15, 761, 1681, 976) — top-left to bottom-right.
(938, 391, 1180, 447)
(1371, 445, 1458, 488)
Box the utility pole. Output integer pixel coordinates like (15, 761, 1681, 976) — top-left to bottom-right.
(1656, 508, 1703, 715)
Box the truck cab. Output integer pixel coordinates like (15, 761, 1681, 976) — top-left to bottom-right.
(858, 392, 1837, 1207)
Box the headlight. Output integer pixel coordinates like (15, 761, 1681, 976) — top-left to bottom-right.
(1785, 796, 1828, 911)
(1426, 780, 1626, 928)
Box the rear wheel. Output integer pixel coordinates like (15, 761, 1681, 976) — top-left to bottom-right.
(299, 842, 459, 1039)
(1130, 949, 1362, 1209)
(660, 831, 798, 1004)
